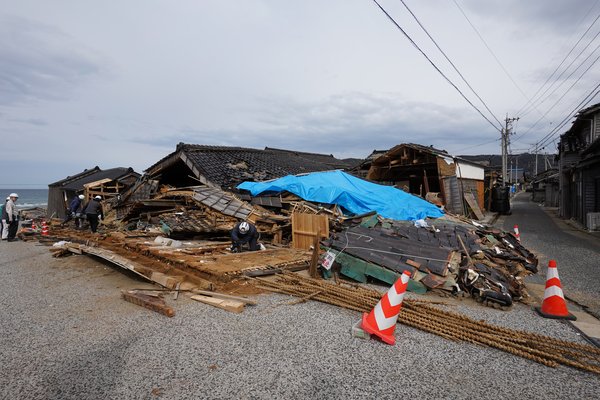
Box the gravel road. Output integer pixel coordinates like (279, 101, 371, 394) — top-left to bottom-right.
(1, 240, 599, 399)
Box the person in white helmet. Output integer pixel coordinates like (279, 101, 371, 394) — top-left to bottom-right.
(84, 195, 104, 233)
(5, 193, 19, 241)
(62, 194, 85, 228)
(231, 221, 259, 252)
(1, 196, 9, 240)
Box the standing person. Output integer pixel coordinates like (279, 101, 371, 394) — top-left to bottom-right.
(62, 194, 85, 228)
(230, 221, 260, 252)
(84, 195, 103, 233)
(6, 193, 19, 242)
(1, 197, 8, 240)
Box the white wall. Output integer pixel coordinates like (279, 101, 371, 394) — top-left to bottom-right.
(455, 161, 484, 180)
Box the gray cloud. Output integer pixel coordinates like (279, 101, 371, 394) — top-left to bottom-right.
(464, 0, 598, 32)
(7, 117, 47, 126)
(0, 15, 103, 106)
(131, 92, 499, 158)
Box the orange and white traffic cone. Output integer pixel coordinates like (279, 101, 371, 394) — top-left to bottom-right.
(534, 260, 576, 320)
(41, 221, 49, 236)
(31, 220, 37, 230)
(513, 224, 520, 242)
(361, 270, 411, 345)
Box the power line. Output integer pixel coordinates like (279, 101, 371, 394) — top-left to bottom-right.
(515, 51, 600, 142)
(397, 0, 502, 127)
(449, 137, 500, 152)
(370, 0, 502, 132)
(514, 2, 600, 117)
(519, 20, 600, 118)
(530, 83, 600, 151)
(451, 0, 537, 114)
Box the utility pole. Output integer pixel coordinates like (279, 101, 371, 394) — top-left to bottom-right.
(534, 142, 539, 176)
(502, 116, 519, 187)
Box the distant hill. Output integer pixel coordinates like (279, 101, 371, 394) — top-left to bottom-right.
(459, 153, 557, 179)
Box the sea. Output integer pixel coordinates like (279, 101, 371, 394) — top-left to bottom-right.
(0, 189, 48, 209)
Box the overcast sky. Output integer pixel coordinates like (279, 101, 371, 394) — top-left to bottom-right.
(1, 0, 599, 187)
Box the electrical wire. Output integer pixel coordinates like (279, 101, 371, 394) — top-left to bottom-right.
(397, 0, 502, 127)
(451, 0, 537, 115)
(514, 2, 600, 116)
(529, 84, 600, 151)
(515, 52, 600, 142)
(519, 26, 600, 118)
(447, 137, 500, 153)
(370, 0, 502, 132)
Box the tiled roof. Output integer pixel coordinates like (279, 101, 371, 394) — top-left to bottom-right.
(148, 143, 338, 189)
(264, 147, 354, 169)
(49, 167, 139, 190)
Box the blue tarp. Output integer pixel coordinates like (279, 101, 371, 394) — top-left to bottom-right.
(237, 170, 444, 221)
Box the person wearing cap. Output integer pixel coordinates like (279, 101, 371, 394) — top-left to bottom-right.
(231, 221, 259, 252)
(1, 197, 8, 240)
(62, 194, 85, 229)
(84, 195, 103, 233)
(5, 193, 19, 241)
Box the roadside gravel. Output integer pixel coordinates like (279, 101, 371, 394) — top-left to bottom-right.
(1, 240, 599, 400)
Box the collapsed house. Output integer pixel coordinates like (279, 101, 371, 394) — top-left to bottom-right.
(47, 166, 140, 219)
(27, 142, 600, 376)
(354, 144, 486, 218)
(38, 145, 534, 308)
(558, 102, 600, 230)
(143, 143, 348, 190)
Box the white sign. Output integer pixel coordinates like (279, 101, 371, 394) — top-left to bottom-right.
(321, 251, 337, 270)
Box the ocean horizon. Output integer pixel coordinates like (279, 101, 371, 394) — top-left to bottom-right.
(0, 189, 48, 209)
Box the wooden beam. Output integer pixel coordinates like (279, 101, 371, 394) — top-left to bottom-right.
(190, 294, 245, 313)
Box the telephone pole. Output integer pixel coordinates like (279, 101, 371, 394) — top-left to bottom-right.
(502, 115, 519, 187)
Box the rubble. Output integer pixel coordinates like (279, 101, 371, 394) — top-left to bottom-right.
(320, 215, 537, 309)
(32, 144, 599, 376)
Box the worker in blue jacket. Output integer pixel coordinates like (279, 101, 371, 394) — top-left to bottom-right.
(231, 221, 259, 252)
(62, 194, 85, 228)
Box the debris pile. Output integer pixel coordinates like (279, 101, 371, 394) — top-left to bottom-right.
(320, 216, 537, 309)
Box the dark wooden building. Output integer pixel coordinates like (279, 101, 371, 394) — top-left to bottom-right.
(558, 102, 600, 230)
(47, 167, 139, 219)
(359, 143, 486, 215)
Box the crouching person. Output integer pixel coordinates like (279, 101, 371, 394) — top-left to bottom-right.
(84, 195, 103, 233)
(231, 221, 259, 252)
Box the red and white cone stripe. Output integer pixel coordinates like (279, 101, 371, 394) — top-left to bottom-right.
(513, 224, 520, 242)
(361, 270, 411, 345)
(535, 260, 576, 320)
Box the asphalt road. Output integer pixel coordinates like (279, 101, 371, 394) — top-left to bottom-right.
(501, 192, 600, 317)
(1, 239, 600, 399)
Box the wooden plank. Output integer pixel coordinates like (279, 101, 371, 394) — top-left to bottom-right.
(191, 290, 257, 305)
(122, 290, 175, 317)
(291, 212, 329, 250)
(309, 228, 321, 278)
(464, 192, 485, 220)
(190, 294, 245, 313)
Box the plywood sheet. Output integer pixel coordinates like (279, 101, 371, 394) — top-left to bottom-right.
(291, 212, 329, 250)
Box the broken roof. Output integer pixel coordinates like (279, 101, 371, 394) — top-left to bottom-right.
(49, 167, 139, 190)
(373, 143, 485, 168)
(264, 147, 355, 169)
(146, 143, 339, 189)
